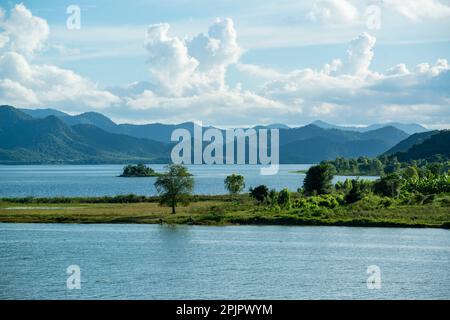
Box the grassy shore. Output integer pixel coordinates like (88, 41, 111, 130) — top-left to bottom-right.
(1, 194, 449, 228)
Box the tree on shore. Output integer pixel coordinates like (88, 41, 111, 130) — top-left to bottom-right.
(154, 164, 194, 214)
(249, 185, 269, 204)
(277, 188, 291, 208)
(303, 164, 335, 195)
(224, 174, 245, 198)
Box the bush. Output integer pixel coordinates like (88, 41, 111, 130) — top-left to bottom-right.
(249, 185, 269, 203)
(345, 179, 364, 204)
(293, 194, 341, 210)
(349, 194, 395, 210)
(373, 174, 402, 198)
(277, 188, 291, 209)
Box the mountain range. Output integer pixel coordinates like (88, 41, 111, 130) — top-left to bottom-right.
(0, 106, 170, 164)
(0, 105, 435, 164)
(312, 120, 428, 135)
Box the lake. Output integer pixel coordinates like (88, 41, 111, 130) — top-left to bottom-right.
(0, 164, 378, 198)
(0, 223, 449, 299)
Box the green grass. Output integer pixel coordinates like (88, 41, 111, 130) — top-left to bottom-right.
(0, 194, 449, 228)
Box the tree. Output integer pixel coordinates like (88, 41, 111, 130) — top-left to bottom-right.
(224, 174, 245, 196)
(277, 188, 291, 208)
(268, 189, 278, 206)
(154, 164, 194, 214)
(345, 179, 364, 204)
(249, 185, 269, 203)
(402, 166, 419, 180)
(373, 174, 402, 198)
(303, 164, 335, 195)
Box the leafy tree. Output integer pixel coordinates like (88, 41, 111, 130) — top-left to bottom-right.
(345, 179, 364, 204)
(277, 188, 291, 208)
(303, 164, 335, 195)
(373, 174, 402, 198)
(154, 164, 194, 214)
(402, 166, 419, 180)
(224, 174, 245, 196)
(249, 185, 269, 203)
(268, 189, 278, 206)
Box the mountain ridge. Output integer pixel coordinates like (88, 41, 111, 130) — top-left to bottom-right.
(0, 105, 416, 164)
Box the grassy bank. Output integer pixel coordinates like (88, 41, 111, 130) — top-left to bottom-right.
(1, 194, 449, 228)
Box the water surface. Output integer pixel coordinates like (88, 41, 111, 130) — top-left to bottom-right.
(0, 223, 449, 299)
(0, 164, 378, 197)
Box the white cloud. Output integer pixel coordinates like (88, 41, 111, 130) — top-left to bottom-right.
(0, 4, 120, 111)
(144, 23, 198, 96)
(143, 18, 242, 96)
(0, 51, 121, 110)
(0, 4, 449, 127)
(385, 0, 450, 21)
(341, 32, 376, 75)
(236, 63, 282, 79)
(307, 0, 360, 26)
(0, 4, 49, 56)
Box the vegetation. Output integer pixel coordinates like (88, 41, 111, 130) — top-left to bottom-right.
(224, 174, 245, 196)
(321, 155, 450, 177)
(277, 188, 291, 209)
(249, 185, 269, 203)
(154, 164, 194, 214)
(1, 161, 448, 228)
(1, 193, 448, 228)
(120, 164, 159, 177)
(303, 164, 335, 195)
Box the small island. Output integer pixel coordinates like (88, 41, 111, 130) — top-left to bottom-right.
(119, 164, 160, 177)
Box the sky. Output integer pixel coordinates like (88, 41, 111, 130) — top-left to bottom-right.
(0, 0, 449, 128)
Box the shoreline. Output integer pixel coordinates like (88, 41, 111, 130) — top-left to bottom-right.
(1, 195, 449, 229)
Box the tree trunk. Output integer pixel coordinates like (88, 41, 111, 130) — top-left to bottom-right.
(171, 203, 176, 214)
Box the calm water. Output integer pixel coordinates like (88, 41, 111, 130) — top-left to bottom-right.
(0, 164, 378, 197)
(0, 223, 449, 299)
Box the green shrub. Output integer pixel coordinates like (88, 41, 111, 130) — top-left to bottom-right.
(277, 188, 291, 209)
(402, 175, 450, 195)
(293, 194, 340, 210)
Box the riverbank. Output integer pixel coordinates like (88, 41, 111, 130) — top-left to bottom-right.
(1, 194, 449, 228)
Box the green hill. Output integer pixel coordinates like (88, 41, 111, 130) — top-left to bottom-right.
(0, 106, 170, 164)
(393, 130, 450, 162)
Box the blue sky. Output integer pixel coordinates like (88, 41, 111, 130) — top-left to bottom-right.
(0, 0, 449, 127)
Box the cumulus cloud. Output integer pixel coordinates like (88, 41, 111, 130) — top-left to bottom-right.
(306, 0, 360, 26)
(0, 4, 449, 127)
(0, 4, 49, 56)
(0, 4, 120, 110)
(341, 32, 376, 75)
(144, 18, 242, 96)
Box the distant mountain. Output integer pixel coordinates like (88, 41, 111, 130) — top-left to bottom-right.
(278, 125, 408, 163)
(13, 106, 411, 164)
(0, 106, 169, 164)
(364, 122, 429, 135)
(313, 120, 428, 135)
(392, 130, 450, 162)
(21, 107, 198, 143)
(383, 130, 439, 155)
(253, 124, 291, 130)
(21, 108, 69, 119)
